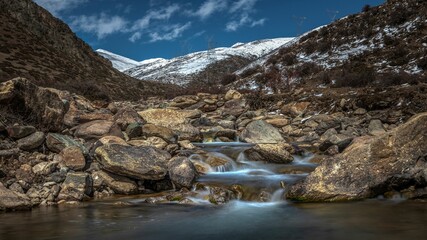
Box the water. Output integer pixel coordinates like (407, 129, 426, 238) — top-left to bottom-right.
(1, 142, 427, 239)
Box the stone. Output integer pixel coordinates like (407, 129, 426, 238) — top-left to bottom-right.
(265, 118, 290, 128)
(138, 109, 201, 141)
(0, 182, 31, 211)
(281, 102, 310, 117)
(245, 143, 293, 164)
(0, 148, 20, 157)
(60, 146, 86, 171)
(125, 122, 142, 139)
(58, 172, 93, 201)
(32, 161, 58, 176)
(224, 89, 242, 101)
(368, 119, 386, 136)
(296, 132, 320, 143)
(6, 125, 36, 139)
(178, 140, 195, 150)
(128, 137, 168, 149)
(97, 136, 128, 146)
(113, 108, 145, 131)
(286, 112, 427, 202)
(209, 186, 236, 205)
(17, 131, 45, 150)
(223, 99, 246, 117)
(95, 144, 171, 180)
(46, 133, 87, 154)
(240, 120, 284, 144)
(217, 120, 235, 129)
(77, 112, 113, 124)
(168, 157, 198, 189)
(142, 123, 177, 143)
(354, 108, 367, 115)
(74, 120, 120, 140)
(92, 171, 138, 195)
(169, 95, 199, 108)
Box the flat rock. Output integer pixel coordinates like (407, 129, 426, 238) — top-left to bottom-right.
(74, 120, 118, 140)
(240, 120, 284, 144)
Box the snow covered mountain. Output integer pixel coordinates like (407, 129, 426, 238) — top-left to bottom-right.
(96, 49, 140, 72)
(98, 38, 293, 86)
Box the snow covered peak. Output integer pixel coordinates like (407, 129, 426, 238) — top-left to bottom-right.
(96, 49, 140, 72)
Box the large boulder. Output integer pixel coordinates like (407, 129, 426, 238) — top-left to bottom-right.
(240, 120, 284, 143)
(168, 157, 198, 189)
(92, 170, 138, 195)
(58, 172, 93, 201)
(287, 113, 427, 202)
(74, 120, 122, 140)
(142, 123, 177, 143)
(0, 78, 67, 131)
(245, 143, 293, 164)
(138, 109, 201, 141)
(95, 144, 171, 180)
(0, 182, 32, 211)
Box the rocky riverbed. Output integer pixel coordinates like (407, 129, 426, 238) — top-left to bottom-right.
(1, 77, 427, 211)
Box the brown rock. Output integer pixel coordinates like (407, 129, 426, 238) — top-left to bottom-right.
(17, 131, 45, 150)
(61, 146, 86, 171)
(281, 102, 310, 117)
(0, 182, 31, 211)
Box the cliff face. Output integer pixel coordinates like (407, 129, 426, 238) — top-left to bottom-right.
(0, 0, 166, 100)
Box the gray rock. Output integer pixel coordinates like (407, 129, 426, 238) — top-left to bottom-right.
(17, 131, 45, 150)
(92, 171, 138, 195)
(168, 157, 197, 189)
(46, 133, 88, 154)
(245, 143, 293, 164)
(0, 182, 31, 211)
(125, 122, 142, 139)
(58, 172, 92, 201)
(95, 144, 171, 180)
(6, 125, 36, 139)
(368, 119, 386, 136)
(240, 120, 284, 144)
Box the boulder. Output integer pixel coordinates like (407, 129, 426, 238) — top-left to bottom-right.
(245, 143, 293, 164)
(6, 125, 36, 139)
(240, 120, 284, 143)
(46, 133, 88, 154)
(224, 90, 242, 101)
(32, 161, 58, 176)
(74, 120, 121, 140)
(0, 183, 31, 211)
(142, 123, 177, 143)
(209, 186, 236, 205)
(168, 157, 198, 189)
(138, 109, 200, 141)
(368, 119, 386, 136)
(17, 131, 45, 150)
(58, 172, 93, 201)
(92, 170, 138, 195)
(95, 144, 171, 180)
(113, 108, 144, 131)
(125, 122, 142, 139)
(222, 99, 246, 117)
(287, 112, 427, 202)
(60, 146, 86, 171)
(280, 102, 310, 117)
(169, 95, 199, 108)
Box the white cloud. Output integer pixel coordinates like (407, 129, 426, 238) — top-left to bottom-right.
(129, 32, 142, 43)
(226, 14, 250, 32)
(71, 14, 128, 39)
(132, 4, 180, 31)
(251, 18, 266, 27)
(149, 22, 192, 42)
(229, 0, 258, 13)
(34, 0, 87, 16)
(192, 0, 228, 20)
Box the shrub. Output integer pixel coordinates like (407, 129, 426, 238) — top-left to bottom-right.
(281, 53, 297, 66)
(221, 73, 238, 85)
(334, 62, 375, 87)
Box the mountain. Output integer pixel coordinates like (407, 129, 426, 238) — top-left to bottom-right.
(96, 49, 140, 72)
(119, 38, 293, 86)
(231, 0, 427, 92)
(0, 0, 167, 100)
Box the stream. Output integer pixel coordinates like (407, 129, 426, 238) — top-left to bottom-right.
(1, 142, 427, 239)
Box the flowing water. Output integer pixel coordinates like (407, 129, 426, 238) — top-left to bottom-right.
(1, 142, 427, 239)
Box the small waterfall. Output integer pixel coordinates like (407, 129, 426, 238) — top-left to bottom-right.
(270, 189, 285, 202)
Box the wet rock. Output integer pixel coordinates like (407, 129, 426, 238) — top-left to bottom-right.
(60, 146, 86, 171)
(168, 156, 197, 189)
(95, 144, 171, 180)
(245, 143, 293, 164)
(139, 109, 201, 141)
(240, 120, 284, 144)
(287, 112, 427, 202)
(17, 131, 45, 150)
(224, 89, 242, 101)
(0, 182, 31, 211)
(6, 125, 36, 139)
(368, 119, 386, 136)
(58, 172, 93, 201)
(209, 186, 236, 205)
(46, 133, 88, 154)
(92, 171, 138, 195)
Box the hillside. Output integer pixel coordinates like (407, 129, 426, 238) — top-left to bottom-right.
(231, 0, 427, 92)
(0, 0, 167, 100)
(119, 38, 293, 86)
(96, 49, 141, 72)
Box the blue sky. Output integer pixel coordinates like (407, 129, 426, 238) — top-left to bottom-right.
(34, 0, 385, 61)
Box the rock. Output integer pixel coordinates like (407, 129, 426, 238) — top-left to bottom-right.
(287, 112, 427, 202)
(354, 108, 367, 115)
(209, 186, 236, 205)
(46, 133, 87, 154)
(0, 148, 20, 157)
(168, 157, 197, 189)
(281, 102, 310, 117)
(296, 132, 320, 143)
(97, 136, 128, 146)
(240, 120, 284, 143)
(217, 120, 235, 129)
(8, 182, 24, 194)
(142, 123, 177, 143)
(128, 137, 168, 149)
(0, 182, 31, 211)
(95, 144, 171, 180)
(224, 90, 242, 101)
(125, 122, 142, 139)
(58, 172, 93, 201)
(113, 108, 144, 131)
(245, 143, 293, 164)
(32, 161, 58, 176)
(178, 140, 195, 150)
(92, 171, 138, 195)
(265, 118, 290, 128)
(368, 119, 386, 136)
(0, 78, 67, 131)
(223, 99, 246, 117)
(169, 95, 199, 108)
(17, 131, 45, 150)
(6, 125, 36, 139)
(74, 120, 120, 140)
(138, 109, 201, 141)
(77, 112, 113, 124)
(60, 146, 86, 171)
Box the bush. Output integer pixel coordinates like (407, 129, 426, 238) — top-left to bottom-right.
(334, 62, 375, 87)
(221, 73, 238, 85)
(281, 53, 297, 66)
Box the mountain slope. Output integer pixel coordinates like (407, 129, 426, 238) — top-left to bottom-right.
(232, 0, 427, 92)
(0, 0, 166, 100)
(123, 38, 293, 86)
(96, 49, 140, 71)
